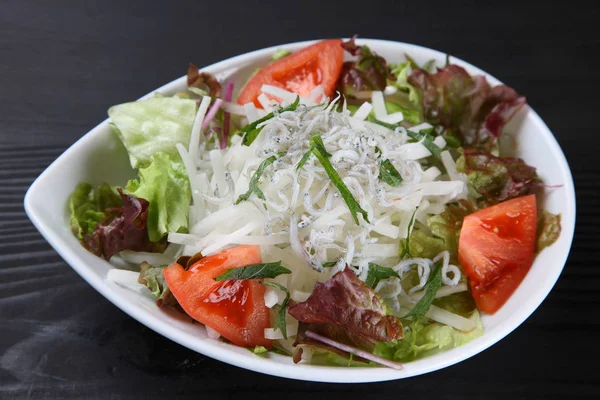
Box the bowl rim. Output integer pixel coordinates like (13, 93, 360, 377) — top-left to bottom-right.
(24, 38, 576, 383)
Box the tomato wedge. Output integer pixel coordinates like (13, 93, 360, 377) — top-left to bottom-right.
(458, 195, 537, 314)
(237, 39, 344, 107)
(163, 245, 272, 348)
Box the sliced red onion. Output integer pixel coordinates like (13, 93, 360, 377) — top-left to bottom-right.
(202, 98, 223, 136)
(220, 81, 234, 149)
(305, 330, 403, 370)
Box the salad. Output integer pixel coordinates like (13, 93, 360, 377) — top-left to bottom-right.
(68, 37, 562, 369)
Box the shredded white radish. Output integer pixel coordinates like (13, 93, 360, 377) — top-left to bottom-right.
(206, 326, 221, 339)
(353, 102, 373, 121)
(260, 84, 298, 105)
(243, 102, 260, 123)
(433, 135, 447, 149)
(167, 232, 200, 246)
(222, 102, 246, 115)
(425, 305, 477, 332)
(371, 91, 387, 119)
(308, 86, 326, 105)
(410, 282, 468, 302)
(201, 220, 260, 255)
(380, 112, 404, 124)
(257, 93, 274, 111)
(188, 96, 211, 162)
(383, 85, 398, 96)
(408, 122, 433, 132)
(264, 287, 279, 308)
(119, 250, 172, 266)
(362, 243, 399, 258)
(264, 325, 298, 340)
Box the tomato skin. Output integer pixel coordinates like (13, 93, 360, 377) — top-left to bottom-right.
(237, 39, 344, 107)
(458, 195, 537, 314)
(163, 245, 272, 348)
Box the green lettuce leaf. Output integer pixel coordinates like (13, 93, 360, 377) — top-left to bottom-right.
(426, 202, 472, 260)
(69, 182, 121, 239)
(373, 310, 483, 362)
(138, 262, 168, 298)
(310, 349, 375, 368)
(390, 61, 421, 108)
(108, 97, 197, 169)
(537, 210, 562, 252)
(407, 230, 447, 260)
(124, 152, 191, 242)
(252, 345, 269, 355)
(384, 100, 421, 125)
(457, 150, 539, 205)
(432, 291, 477, 318)
(138, 262, 178, 307)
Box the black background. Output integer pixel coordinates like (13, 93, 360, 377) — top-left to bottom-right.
(1, 0, 599, 398)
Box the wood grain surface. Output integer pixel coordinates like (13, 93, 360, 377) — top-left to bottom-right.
(1, 0, 598, 398)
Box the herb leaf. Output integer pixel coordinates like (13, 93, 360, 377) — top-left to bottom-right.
(365, 263, 400, 288)
(406, 128, 441, 159)
(235, 156, 276, 204)
(443, 135, 462, 148)
(367, 116, 442, 159)
(242, 97, 300, 146)
(262, 281, 291, 339)
(322, 261, 338, 268)
(399, 207, 418, 259)
(379, 159, 403, 187)
(310, 134, 369, 224)
(403, 262, 443, 319)
(296, 147, 314, 171)
(214, 261, 291, 281)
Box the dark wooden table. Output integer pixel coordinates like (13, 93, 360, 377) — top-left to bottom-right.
(1, 1, 598, 398)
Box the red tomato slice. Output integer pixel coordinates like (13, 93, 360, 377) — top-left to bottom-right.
(237, 39, 344, 107)
(163, 245, 272, 348)
(458, 195, 537, 314)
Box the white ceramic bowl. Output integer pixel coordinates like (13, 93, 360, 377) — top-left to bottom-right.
(24, 39, 576, 383)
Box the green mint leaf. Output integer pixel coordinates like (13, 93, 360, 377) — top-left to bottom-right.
(214, 261, 291, 281)
(403, 261, 443, 319)
(322, 261, 338, 268)
(241, 96, 300, 146)
(310, 134, 369, 224)
(242, 127, 262, 146)
(399, 207, 419, 259)
(262, 281, 291, 340)
(364, 263, 400, 288)
(406, 128, 441, 159)
(443, 135, 462, 148)
(367, 116, 442, 160)
(379, 159, 403, 187)
(296, 146, 314, 171)
(235, 156, 276, 204)
(309, 134, 332, 157)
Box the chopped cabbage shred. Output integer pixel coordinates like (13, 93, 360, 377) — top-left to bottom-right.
(166, 87, 469, 343)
